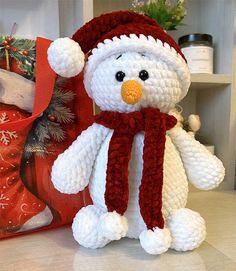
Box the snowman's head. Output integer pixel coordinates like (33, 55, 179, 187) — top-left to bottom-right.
(84, 51, 184, 113)
(47, 11, 190, 113)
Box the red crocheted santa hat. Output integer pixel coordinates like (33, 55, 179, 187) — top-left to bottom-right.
(48, 11, 190, 99)
(72, 11, 185, 58)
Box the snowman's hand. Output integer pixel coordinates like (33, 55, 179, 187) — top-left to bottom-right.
(168, 127, 225, 190)
(51, 123, 110, 194)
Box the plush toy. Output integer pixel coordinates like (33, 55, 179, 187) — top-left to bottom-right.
(48, 11, 225, 255)
(0, 68, 53, 233)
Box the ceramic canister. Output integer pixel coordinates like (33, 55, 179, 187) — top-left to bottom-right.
(178, 33, 213, 74)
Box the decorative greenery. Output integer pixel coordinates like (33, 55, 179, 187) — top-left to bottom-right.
(169, 105, 201, 135)
(0, 36, 35, 80)
(130, 0, 187, 30)
(0, 36, 75, 158)
(182, 118, 191, 132)
(23, 79, 75, 158)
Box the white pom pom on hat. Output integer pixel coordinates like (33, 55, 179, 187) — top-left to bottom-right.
(47, 37, 85, 78)
(47, 11, 190, 99)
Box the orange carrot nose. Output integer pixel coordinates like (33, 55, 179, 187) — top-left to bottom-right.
(121, 80, 143, 105)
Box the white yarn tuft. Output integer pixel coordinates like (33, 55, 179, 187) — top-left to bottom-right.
(47, 37, 84, 78)
(139, 228, 171, 255)
(168, 208, 206, 251)
(99, 211, 128, 240)
(72, 205, 110, 249)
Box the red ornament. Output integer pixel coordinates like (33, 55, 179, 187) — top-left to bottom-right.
(48, 115, 56, 122)
(12, 47, 17, 52)
(6, 37, 13, 43)
(3, 40, 8, 46)
(22, 50, 29, 56)
(5, 45, 11, 50)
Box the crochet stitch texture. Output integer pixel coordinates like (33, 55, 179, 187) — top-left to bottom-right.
(95, 108, 177, 230)
(48, 11, 225, 255)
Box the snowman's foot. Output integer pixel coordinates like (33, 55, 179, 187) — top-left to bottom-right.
(17, 206, 53, 232)
(139, 228, 171, 255)
(72, 205, 111, 249)
(99, 211, 128, 240)
(168, 208, 206, 251)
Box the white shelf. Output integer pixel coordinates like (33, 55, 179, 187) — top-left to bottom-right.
(190, 74, 232, 90)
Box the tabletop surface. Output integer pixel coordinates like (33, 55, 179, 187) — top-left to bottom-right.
(1, 191, 236, 271)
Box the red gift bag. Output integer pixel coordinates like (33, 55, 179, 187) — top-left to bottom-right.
(0, 37, 93, 238)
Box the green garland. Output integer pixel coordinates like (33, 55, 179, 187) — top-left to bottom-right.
(130, 0, 187, 30)
(0, 36, 35, 80)
(23, 79, 75, 158)
(0, 36, 76, 158)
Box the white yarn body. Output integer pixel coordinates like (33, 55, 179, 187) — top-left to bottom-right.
(49, 39, 224, 255)
(52, 123, 224, 253)
(89, 130, 188, 239)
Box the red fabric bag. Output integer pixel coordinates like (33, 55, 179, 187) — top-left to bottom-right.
(0, 37, 93, 238)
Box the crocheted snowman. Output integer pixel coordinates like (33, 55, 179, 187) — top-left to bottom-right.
(48, 11, 225, 255)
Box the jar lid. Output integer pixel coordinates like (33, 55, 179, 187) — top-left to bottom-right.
(178, 34, 213, 46)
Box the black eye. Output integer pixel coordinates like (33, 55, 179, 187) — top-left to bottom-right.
(115, 71, 125, 82)
(139, 70, 149, 81)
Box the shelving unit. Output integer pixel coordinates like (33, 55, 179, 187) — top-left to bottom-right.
(176, 0, 236, 190)
(190, 74, 231, 90)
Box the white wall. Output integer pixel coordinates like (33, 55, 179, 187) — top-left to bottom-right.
(58, 0, 93, 37)
(0, 0, 93, 39)
(0, 0, 60, 39)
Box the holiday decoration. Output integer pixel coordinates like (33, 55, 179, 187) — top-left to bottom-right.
(0, 37, 93, 239)
(0, 36, 35, 80)
(169, 105, 201, 136)
(48, 11, 225, 255)
(0, 70, 53, 233)
(23, 79, 75, 159)
(187, 114, 201, 133)
(0, 112, 18, 145)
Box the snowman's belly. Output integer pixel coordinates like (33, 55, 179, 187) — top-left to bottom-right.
(89, 131, 188, 238)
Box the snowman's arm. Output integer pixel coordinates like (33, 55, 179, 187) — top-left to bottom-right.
(168, 127, 225, 190)
(51, 123, 110, 194)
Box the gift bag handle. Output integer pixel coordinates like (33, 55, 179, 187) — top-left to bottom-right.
(0, 37, 56, 130)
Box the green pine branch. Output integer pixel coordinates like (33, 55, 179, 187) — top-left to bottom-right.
(48, 122, 66, 142)
(130, 0, 187, 30)
(23, 141, 52, 159)
(23, 80, 76, 158)
(48, 87, 75, 124)
(47, 104, 74, 124)
(35, 121, 51, 142)
(53, 88, 75, 104)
